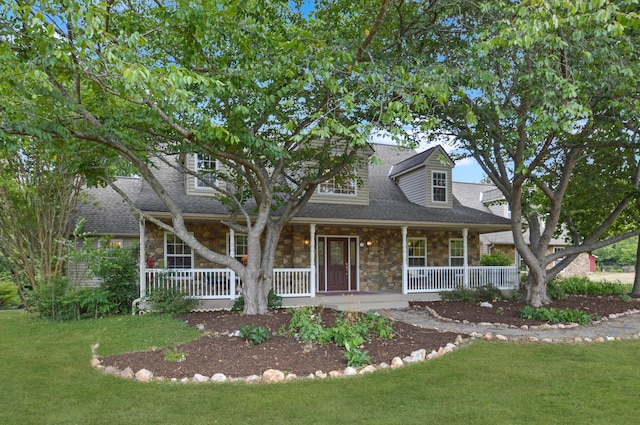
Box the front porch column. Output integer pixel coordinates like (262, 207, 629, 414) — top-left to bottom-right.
(229, 228, 235, 259)
(463, 228, 469, 288)
(139, 218, 146, 299)
(309, 224, 316, 297)
(402, 226, 408, 294)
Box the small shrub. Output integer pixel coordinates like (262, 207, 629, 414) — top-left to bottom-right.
(0, 277, 21, 309)
(480, 251, 513, 266)
(146, 286, 198, 315)
(440, 284, 504, 302)
(553, 276, 628, 296)
(231, 289, 282, 312)
(90, 245, 139, 314)
(239, 324, 272, 345)
(546, 279, 567, 300)
(518, 306, 594, 325)
(343, 343, 371, 367)
(619, 294, 633, 303)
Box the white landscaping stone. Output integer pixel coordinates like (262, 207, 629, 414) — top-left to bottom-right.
(211, 373, 227, 383)
(329, 370, 343, 378)
(262, 369, 285, 383)
(390, 357, 404, 368)
(121, 367, 135, 379)
(495, 334, 508, 342)
(315, 370, 327, 379)
(284, 374, 298, 382)
(193, 374, 209, 383)
(480, 302, 493, 308)
(343, 367, 358, 376)
(359, 365, 377, 374)
(135, 368, 153, 382)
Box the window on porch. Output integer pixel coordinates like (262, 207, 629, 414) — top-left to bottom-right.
(165, 233, 193, 268)
(227, 233, 248, 263)
(408, 237, 427, 266)
(449, 238, 464, 266)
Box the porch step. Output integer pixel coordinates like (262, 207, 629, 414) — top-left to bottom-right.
(315, 293, 409, 312)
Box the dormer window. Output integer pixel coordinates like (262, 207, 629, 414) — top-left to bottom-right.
(318, 171, 356, 196)
(194, 153, 217, 189)
(432, 171, 447, 203)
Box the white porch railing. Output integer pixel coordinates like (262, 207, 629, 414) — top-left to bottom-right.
(144, 267, 312, 299)
(407, 266, 519, 293)
(145, 266, 518, 299)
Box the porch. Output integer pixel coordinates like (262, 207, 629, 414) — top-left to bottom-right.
(142, 265, 519, 311)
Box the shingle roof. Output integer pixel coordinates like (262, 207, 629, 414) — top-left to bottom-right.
(74, 177, 142, 236)
(388, 146, 438, 178)
(131, 144, 511, 232)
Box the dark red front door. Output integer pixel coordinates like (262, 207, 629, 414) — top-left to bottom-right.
(326, 238, 349, 291)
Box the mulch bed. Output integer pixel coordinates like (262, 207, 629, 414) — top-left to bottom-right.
(100, 296, 640, 380)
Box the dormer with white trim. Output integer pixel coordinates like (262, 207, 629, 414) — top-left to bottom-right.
(389, 145, 454, 209)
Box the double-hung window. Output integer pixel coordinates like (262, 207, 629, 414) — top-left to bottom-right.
(408, 238, 427, 267)
(227, 233, 248, 263)
(194, 153, 217, 189)
(432, 171, 447, 203)
(165, 233, 193, 269)
(449, 239, 464, 267)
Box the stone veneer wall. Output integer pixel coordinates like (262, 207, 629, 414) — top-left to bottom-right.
(145, 221, 482, 292)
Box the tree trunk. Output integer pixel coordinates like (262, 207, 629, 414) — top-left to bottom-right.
(631, 235, 640, 297)
(524, 267, 552, 307)
(242, 270, 270, 315)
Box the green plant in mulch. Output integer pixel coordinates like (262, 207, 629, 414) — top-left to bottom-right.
(518, 306, 596, 325)
(280, 307, 395, 367)
(163, 346, 186, 362)
(239, 324, 272, 345)
(547, 276, 629, 300)
(146, 286, 198, 316)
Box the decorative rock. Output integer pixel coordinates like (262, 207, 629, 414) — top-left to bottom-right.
(343, 367, 358, 376)
(574, 337, 583, 343)
(104, 366, 118, 376)
(196, 323, 205, 331)
(528, 337, 539, 342)
(482, 332, 493, 341)
(359, 365, 377, 374)
(595, 337, 605, 343)
(121, 367, 135, 379)
(403, 354, 422, 364)
(245, 375, 261, 383)
(193, 374, 209, 383)
(455, 335, 464, 345)
(306, 373, 315, 379)
(480, 302, 493, 308)
(135, 368, 153, 382)
(315, 370, 327, 379)
(263, 369, 285, 383)
(584, 337, 593, 343)
(91, 343, 100, 355)
(91, 358, 101, 368)
(391, 357, 404, 368)
(606, 336, 615, 342)
(445, 343, 457, 352)
(479, 322, 493, 326)
(411, 349, 426, 360)
(542, 338, 553, 343)
(211, 373, 227, 383)
(495, 334, 508, 342)
(437, 347, 446, 356)
(426, 350, 438, 360)
(181, 377, 189, 383)
(329, 370, 343, 378)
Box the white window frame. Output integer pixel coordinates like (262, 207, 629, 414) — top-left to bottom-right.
(227, 233, 248, 262)
(194, 153, 218, 189)
(407, 237, 427, 267)
(107, 239, 123, 248)
(449, 238, 464, 267)
(432, 170, 448, 203)
(318, 168, 357, 196)
(553, 247, 565, 267)
(164, 233, 194, 269)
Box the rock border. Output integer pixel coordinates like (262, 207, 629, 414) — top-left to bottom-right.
(422, 305, 640, 331)
(90, 334, 470, 384)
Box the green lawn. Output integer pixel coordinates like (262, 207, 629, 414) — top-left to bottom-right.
(1, 310, 639, 425)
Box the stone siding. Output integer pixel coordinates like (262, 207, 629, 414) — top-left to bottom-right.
(145, 221, 482, 292)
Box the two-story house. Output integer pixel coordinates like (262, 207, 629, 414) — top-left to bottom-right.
(75, 143, 519, 310)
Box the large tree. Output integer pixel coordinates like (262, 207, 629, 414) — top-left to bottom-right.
(0, 0, 426, 314)
(372, 0, 640, 306)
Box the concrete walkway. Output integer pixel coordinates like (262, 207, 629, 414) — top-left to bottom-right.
(385, 307, 640, 342)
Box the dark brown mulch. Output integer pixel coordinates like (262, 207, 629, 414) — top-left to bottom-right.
(100, 308, 461, 380)
(410, 295, 639, 327)
(100, 296, 639, 380)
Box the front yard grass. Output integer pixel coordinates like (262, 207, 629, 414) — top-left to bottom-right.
(1, 309, 639, 425)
